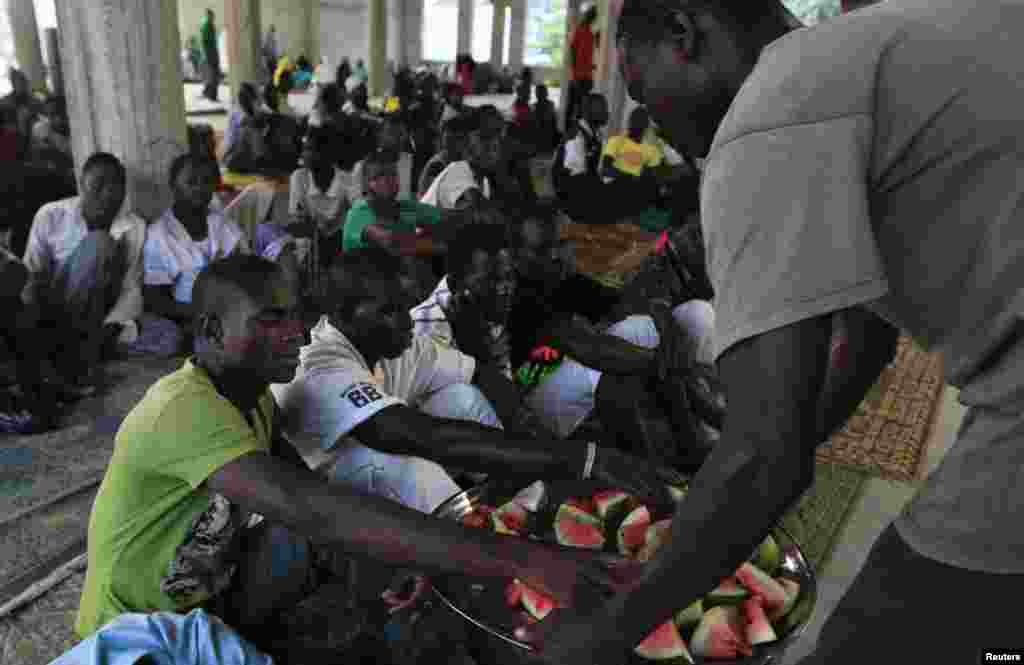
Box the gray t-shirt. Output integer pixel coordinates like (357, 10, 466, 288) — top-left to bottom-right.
(702, 0, 1024, 573)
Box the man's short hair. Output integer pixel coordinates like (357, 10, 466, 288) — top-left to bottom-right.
(447, 211, 510, 282)
(193, 254, 284, 322)
(82, 152, 127, 185)
(618, 0, 788, 44)
(323, 247, 404, 321)
(168, 153, 219, 187)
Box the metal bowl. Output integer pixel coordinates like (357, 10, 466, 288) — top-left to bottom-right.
(431, 480, 818, 665)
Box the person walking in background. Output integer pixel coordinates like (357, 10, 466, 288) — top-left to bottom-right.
(565, 1, 599, 126)
(199, 9, 221, 102)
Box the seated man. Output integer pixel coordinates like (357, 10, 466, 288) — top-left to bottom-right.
(417, 113, 469, 199)
(76, 254, 639, 659)
(272, 247, 677, 514)
(21, 152, 145, 394)
(30, 95, 73, 172)
(142, 155, 251, 355)
(509, 206, 722, 470)
(420, 110, 500, 210)
(552, 93, 615, 222)
(350, 117, 416, 202)
(343, 150, 448, 262)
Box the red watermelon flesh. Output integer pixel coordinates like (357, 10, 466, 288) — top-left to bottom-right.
(520, 584, 556, 620)
(742, 597, 778, 646)
(691, 606, 753, 660)
(635, 620, 695, 663)
(617, 506, 652, 556)
(554, 504, 606, 549)
(505, 579, 524, 607)
(492, 501, 529, 535)
(767, 578, 801, 622)
(735, 562, 788, 611)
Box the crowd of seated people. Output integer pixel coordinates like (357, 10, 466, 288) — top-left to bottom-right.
(6, 54, 727, 663)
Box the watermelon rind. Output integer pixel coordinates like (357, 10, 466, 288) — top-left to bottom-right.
(767, 577, 801, 622)
(704, 578, 751, 606)
(674, 599, 703, 631)
(593, 489, 633, 519)
(554, 503, 606, 549)
(636, 519, 673, 563)
(617, 505, 652, 556)
(491, 501, 527, 535)
(751, 534, 781, 576)
(667, 485, 687, 504)
(520, 584, 555, 621)
(690, 606, 753, 660)
(634, 620, 695, 664)
(735, 562, 788, 611)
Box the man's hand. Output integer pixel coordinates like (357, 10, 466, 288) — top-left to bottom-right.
(590, 446, 686, 511)
(444, 290, 506, 364)
(516, 546, 643, 609)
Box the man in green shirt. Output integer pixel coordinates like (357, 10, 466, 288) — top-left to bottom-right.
(76, 254, 639, 657)
(342, 149, 447, 256)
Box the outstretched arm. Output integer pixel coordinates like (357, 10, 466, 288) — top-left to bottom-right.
(594, 309, 897, 651)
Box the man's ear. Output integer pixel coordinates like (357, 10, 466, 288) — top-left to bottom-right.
(195, 313, 225, 349)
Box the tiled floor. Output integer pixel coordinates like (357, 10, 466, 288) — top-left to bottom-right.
(777, 387, 966, 663)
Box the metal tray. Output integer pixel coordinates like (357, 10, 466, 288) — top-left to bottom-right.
(431, 479, 818, 664)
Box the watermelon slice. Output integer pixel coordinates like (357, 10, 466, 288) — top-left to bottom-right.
(505, 579, 524, 607)
(635, 620, 695, 664)
(674, 599, 703, 631)
(691, 606, 753, 660)
(520, 584, 556, 620)
(462, 504, 496, 528)
(513, 481, 546, 513)
(593, 489, 633, 519)
(704, 578, 750, 606)
(637, 519, 673, 563)
(767, 578, 801, 622)
(491, 501, 528, 535)
(735, 562, 788, 611)
(617, 506, 652, 557)
(751, 534, 781, 576)
(554, 503, 605, 549)
(741, 597, 778, 646)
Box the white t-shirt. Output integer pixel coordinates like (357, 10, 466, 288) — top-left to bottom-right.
(272, 316, 477, 467)
(289, 167, 351, 235)
(143, 208, 248, 304)
(419, 161, 491, 210)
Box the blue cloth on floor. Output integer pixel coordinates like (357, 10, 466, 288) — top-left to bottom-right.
(49, 609, 274, 665)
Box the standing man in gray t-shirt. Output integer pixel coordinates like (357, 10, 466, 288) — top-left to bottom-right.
(515, 2, 1024, 664)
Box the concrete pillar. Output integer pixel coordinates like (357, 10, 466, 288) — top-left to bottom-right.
(404, 0, 424, 66)
(508, 0, 527, 68)
(457, 0, 475, 56)
(55, 0, 188, 221)
(225, 0, 261, 102)
(44, 27, 63, 97)
(594, 0, 627, 134)
(387, 0, 407, 68)
(6, 0, 46, 91)
(490, 0, 506, 68)
(368, 0, 387, 98)
(559, 0, 582, 130)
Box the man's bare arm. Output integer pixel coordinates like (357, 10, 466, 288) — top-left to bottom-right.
(351, 404, 580, 480)
(363, 224, 446, 257)
(542, 318, 657, 377)
(208, 451, 529, 579)
(601, 310, 893, 647)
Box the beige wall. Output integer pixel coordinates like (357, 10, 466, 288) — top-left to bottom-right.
(178, 0, 318, 62)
